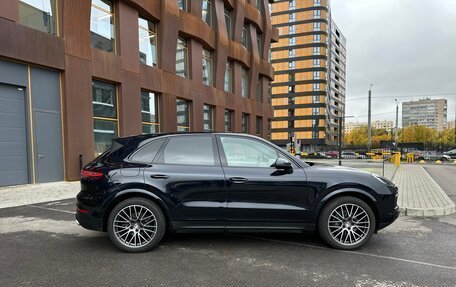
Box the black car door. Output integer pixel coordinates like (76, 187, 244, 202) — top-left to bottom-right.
(216, 135, 314, 228)
(143, 134, 226, 230)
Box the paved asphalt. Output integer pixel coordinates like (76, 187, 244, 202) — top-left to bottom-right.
(424, 164, 456, 202)
(1, 199, 455, 286)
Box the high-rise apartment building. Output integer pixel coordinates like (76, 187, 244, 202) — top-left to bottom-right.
(0, 0, 278, 186)
(345, 120, 394, 133)
(402, 99, 447, 131)
(270, 0, 346, 151)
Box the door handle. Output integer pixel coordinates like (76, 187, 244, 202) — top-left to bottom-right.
(229, 177, 248, 184)
(150, 174, 169, 179)
(38, 154, 45, 159)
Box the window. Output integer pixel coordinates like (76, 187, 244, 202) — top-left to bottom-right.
(312, 131, 319, 139)
(312, 119, 319, 127)
(19, 0, 57, 35)
(314, 9, 321, 18)
(289, 49, 295, 57)
(224, 7, 232, 39)
(267, 48, 272, 63)
(314, 0, 321, 5)
(313, 22, 321, 31)
(289, 61, 295, 69)
(241, 68, 249, 98)
(224, 61, 232, 93)
(312, 107, 319, 115)
(92, 80, 118, 156)
(242, 24, 249, 49)
(225, 110, 232, 132)
(159, 136, 215, 166)
(176, 37, 188, 78)
(313, 59, 321, 66)
(203, 105, 214, 131)
(313, 83, 320, 91)
(178, 0, 187, 11)
(289, 0, 296, 9)
(313, 95, 320, 103)
(288, 85, 294, 92)
(138, 18, 158, 67)
(314, 34, 321, 42)
(289, 25, 296, 34)
(289, 73, 295, 82)
(202, 0, 212, 26)
(177, 99, 190, 132)
(313, 47, 321, 55)
(289, 37, 296, 45)
(256, 117, 262, 136)
(90, 0, 115, 52)
(141, 91, 159, 134)
(256, 79, 262, 102)
(289, 13, 296, 22)
(313, 71, 320, 79)
(130, 139, 165, 163)
(242, 113, 249, 133)
(202, 48, 213, 86)
(257, 33, 263, 57)
(220, 136, 278, 168)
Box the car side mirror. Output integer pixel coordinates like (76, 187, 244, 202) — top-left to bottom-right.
(274, 158, 292, 170)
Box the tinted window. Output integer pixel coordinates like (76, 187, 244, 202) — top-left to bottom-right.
(130, 139, 165, 163)
(220, 136, 278, 168)
(158, 136, 215, 166)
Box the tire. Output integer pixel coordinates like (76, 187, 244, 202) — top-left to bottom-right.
(318, 196, 376, 250)
(107, 197, 166, 253)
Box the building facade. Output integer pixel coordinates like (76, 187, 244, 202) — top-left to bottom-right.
(270, 0, 346, 151)
(345, 120, 394, 133)
(402, 98, 447, 131)
(0, 0, 278, 186)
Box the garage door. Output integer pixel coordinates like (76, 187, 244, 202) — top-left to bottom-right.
(0, 84, 29, 186)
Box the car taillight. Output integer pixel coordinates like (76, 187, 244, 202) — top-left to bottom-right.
(80, 169, 104, 179)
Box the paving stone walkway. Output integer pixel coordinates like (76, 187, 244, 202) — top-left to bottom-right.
(392, 165, 455, 216)
(0, 181, 79, 209)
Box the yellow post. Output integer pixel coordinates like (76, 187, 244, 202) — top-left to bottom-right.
(394, 152, 401, 166)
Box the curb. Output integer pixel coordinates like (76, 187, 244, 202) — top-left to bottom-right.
(399, 205, 456, 217)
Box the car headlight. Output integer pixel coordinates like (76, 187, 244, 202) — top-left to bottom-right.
(372, 173, 395, 186)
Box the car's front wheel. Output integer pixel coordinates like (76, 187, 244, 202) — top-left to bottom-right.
(107, 197, 166, 253)
(318, 196, 375, 250)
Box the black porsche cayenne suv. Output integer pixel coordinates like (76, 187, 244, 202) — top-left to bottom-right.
(76, 133, 399, 252)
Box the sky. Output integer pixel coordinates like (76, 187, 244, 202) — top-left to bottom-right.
(331, 0, 456, 126)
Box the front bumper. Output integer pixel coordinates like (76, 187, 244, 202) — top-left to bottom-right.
(377, 204, 400, 230)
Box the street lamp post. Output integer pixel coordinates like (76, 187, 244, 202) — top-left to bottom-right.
(339, 115, 354, 166)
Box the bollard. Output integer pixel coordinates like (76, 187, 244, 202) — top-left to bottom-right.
(419, 160, 425, 164)
(435, 160, 442, 164)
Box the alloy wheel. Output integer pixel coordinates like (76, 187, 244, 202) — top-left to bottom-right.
(327, 203, 370, 246)
(112, 204, 157, 248)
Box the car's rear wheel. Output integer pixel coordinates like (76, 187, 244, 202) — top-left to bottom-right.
(318, 196, 375, 250)
(107, 197, 165, 253)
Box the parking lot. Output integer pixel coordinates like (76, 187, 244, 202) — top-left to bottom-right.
(1, 198, 455, 287)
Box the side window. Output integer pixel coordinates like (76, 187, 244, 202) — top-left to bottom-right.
(220, 136, 278, 168)
(157, 136, 216, 166)
(129, 139, 165, 163)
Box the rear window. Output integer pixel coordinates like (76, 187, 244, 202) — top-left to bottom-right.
(129, 139, 165, 164)
(156, 136, 216, 166)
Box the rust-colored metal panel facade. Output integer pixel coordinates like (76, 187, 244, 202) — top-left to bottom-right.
(0, 0, 277, 181)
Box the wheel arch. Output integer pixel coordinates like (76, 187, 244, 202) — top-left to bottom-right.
(102, 189, 172, 232)
(316, 188, 381, 231)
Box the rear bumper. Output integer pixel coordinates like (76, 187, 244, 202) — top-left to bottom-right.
(75, 208, 104, 231)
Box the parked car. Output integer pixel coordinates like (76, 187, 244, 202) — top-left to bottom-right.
(76, 133, 399, 252)
(341, 151, 366, 159)
(325, 151, 339, 158)
(444, 149, 456, 159)
(416, 151, 451, 161)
